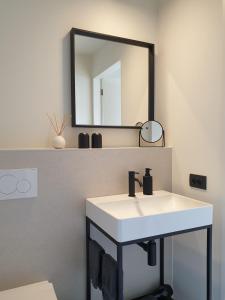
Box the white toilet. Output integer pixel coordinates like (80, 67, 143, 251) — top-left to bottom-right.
(0, 281, 58, 300)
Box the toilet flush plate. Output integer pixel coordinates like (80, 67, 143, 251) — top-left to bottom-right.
(0, 168, 38, 200)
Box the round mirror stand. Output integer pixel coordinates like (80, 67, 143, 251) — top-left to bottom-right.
(136, 121, 165, 148)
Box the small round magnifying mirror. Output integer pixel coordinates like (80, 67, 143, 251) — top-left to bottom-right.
(141, 121, 163, 143)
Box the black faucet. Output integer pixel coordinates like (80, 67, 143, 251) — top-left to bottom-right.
(128, 171, 143, 197)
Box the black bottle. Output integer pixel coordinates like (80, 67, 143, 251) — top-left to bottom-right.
(78, 133, 90, 148)
(143, 168, 153, 195)
(91, 133, 102, 148)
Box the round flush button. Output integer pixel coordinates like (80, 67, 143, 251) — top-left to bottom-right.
(0, 174, 18, 195)
(17, 179, 31, 193)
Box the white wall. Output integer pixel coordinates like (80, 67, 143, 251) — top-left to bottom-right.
(157, 0, 224, 299)
(221, 3, 225, 297)
(0, 0, 158, 149)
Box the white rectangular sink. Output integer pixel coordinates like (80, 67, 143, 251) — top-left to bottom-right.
(86, 191, 213, 243)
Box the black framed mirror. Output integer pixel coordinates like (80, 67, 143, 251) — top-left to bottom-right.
(70, 28, 155, 129)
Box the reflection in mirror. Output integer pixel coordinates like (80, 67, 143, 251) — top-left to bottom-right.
(93, 61, 121, 126)
(74, 34, 150, 127)
(140, 121, 163, 143)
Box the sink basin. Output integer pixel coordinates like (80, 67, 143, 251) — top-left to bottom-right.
(86, 191, 213, 243)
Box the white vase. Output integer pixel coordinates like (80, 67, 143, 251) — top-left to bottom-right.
(52, 135, 66, 149)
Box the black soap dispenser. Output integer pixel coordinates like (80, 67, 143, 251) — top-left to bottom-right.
(143, 168, 153, 195)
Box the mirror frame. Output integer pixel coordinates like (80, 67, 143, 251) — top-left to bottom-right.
(70, 28, 155, 129)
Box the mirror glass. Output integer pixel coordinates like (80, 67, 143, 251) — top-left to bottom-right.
(140, 121, 163, 143)
(72, 32, 153, 128)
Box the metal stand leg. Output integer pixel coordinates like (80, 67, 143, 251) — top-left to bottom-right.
(207, 226, 212, 300)
(86, 218, 91, 300)
(86, 219, 213, 300)
(160, 238, 164, 285)
(117, 245, 123, 300)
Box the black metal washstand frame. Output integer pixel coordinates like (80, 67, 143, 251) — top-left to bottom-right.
(86, 217, 212, 300)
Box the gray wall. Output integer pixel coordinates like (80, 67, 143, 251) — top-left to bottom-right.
(0, 148, 172, 300)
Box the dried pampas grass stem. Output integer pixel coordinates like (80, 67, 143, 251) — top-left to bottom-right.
(47, 113, 68, 136)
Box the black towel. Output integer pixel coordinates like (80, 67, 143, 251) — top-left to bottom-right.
(101, 254, 118, 300)
(89, 239, 105, 289)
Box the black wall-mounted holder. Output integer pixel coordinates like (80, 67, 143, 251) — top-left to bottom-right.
(86, 217, 212, 300)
